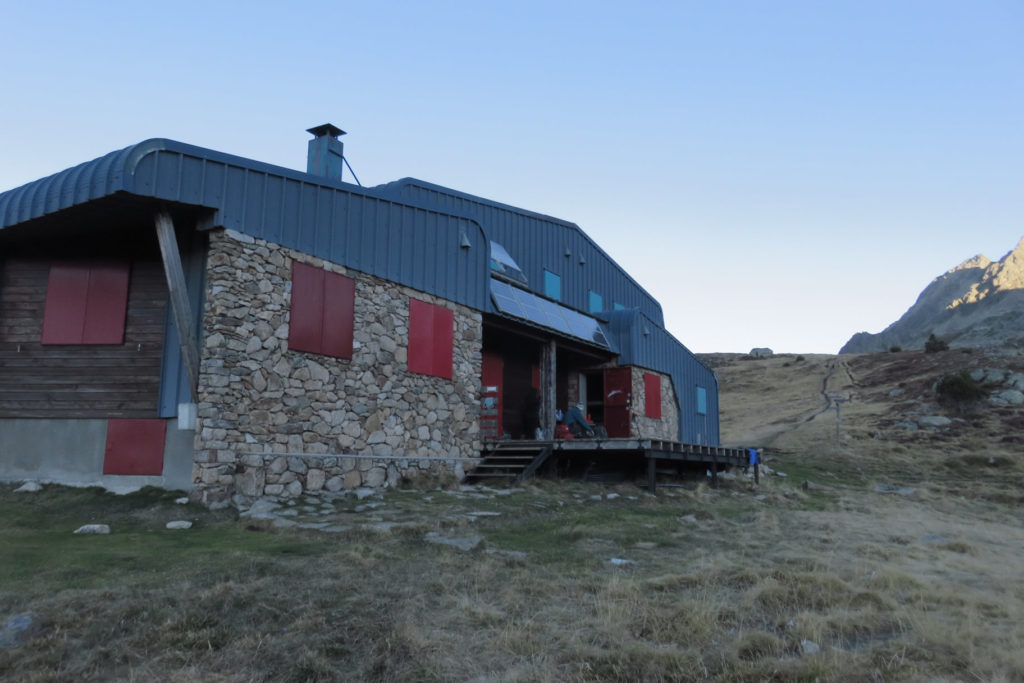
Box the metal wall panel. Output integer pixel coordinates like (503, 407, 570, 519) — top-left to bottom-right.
(375, 179, 665, 326)
(132, 145, 492, 311)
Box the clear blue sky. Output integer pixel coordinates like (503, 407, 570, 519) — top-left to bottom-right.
(2, 1, 1021, 353)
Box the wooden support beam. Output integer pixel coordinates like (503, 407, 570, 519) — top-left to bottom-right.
(155, 213, 200, 403)
(539, 339, 556, 438)
(647, 456, 657, 494)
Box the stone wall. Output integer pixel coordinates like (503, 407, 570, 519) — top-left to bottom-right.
(192, 230, 482, 507)
(631, 367, 679, 441)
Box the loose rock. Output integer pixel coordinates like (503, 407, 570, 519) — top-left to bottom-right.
(0, 615, 34, 649)
(73, 524, 110, 535)
(424, 532, 482, 551)
(874, 484, 916, 496)
(801, 639, 821, 655)
(990, 389, 1024, 405)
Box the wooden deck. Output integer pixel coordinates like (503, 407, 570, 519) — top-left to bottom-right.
(478, 438, 757, 491)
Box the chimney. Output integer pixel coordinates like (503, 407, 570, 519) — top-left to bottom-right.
(306, 123, 346, 180)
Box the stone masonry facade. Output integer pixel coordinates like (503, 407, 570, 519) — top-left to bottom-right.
(192, 230, 482, 507)
(631, 367, 679, 441)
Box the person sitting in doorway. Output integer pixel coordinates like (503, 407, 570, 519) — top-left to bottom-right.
(564, 402, 595, 438)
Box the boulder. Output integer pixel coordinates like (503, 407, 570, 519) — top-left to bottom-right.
(749, 347, 773, 358)
(0, 615, 34, 649)
(801, 639, 821, 655)
(73, 524, 110, 535)
(990, 389, 1024, 406)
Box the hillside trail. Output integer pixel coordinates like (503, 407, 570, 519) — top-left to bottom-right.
(733, 356, 857, 449)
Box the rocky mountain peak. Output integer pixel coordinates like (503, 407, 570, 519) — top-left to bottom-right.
(947, 253, 991, 274)
(840, 236, 1024, 354)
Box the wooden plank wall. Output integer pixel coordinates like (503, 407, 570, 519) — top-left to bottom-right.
(0, 257, 168, 418)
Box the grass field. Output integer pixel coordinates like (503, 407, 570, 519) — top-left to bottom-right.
(2, 349, 1023, 681)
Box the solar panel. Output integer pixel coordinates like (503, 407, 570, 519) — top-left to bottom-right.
(489, 278, 610, 349)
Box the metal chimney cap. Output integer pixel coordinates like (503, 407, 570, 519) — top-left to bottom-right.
(307, 123, 346, 139)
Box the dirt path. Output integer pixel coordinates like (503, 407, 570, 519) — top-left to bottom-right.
(724, 356, 841, 448)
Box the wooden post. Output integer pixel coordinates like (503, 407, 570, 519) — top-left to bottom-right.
(155, 213, 200, 402)
(754, 462, 760, 484)
(539, 339, 556, 438)
(647, 456, 657, 494)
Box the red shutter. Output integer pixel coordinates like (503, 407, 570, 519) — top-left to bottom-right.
(408, 298, 453, 379)
(644, 373, 661, 419)
(41, 262, 129, 345)
(290, 262, 354, 359)
(83, 264, 130, 344)
(41, 265, 90, 344)
(289, 262, 326, 355)
(103, 418, 167, 475)
(321, 269, 355, 359)
(408, 298, 434, 376)
(433, 305, 454, 379)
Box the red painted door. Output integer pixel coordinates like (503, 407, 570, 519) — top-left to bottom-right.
(603, 367, 632, 437)
(481, 351, 503, 438)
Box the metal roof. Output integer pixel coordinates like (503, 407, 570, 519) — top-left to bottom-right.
(0, 139, 491, 313)
(374, 178, 666, 326)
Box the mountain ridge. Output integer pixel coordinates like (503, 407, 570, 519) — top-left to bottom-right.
(840, 237, 1024, 354)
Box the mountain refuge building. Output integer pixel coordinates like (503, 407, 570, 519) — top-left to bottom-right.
(0, 126, 726, 506)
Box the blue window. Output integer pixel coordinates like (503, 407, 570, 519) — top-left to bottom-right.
(588, 291, 603, 314)
(696, 386, 708, 415)
(613, 302, 625, 311)
(489, 241, 528, 285)
(543, 270, 561, 301)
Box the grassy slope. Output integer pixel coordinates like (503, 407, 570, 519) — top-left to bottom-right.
(2, 349, 1023, 681)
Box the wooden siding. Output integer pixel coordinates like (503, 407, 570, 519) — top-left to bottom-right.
(0, 257, 168, 418)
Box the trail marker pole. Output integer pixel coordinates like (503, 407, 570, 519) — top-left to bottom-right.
(829, 394, 851, 444)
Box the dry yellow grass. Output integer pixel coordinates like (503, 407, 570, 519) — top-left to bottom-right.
(1, 348, 1022, 680)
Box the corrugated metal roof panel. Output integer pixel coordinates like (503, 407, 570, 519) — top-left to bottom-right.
(0, 145, 135, 227)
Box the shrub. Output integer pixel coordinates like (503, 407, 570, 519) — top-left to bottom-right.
(924, 334, 949, 353)
(889, 346, 902, 353)
(795, 355, 805, 362)
(935, 371, 986, 411)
